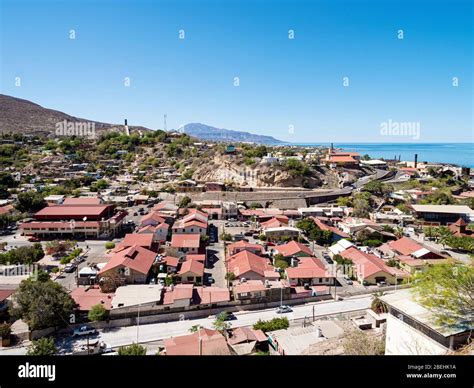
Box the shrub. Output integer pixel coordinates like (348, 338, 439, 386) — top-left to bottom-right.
(0, 323, 11, 338)
(118, 343, 147, 356)
(88, 304, 109, 322)
(27, 337, 57, 355)
(105, 242, 115, 250)
(253, 317, 289, 332)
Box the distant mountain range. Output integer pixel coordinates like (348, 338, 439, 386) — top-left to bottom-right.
(179, 123, 285, 144)
(0, 94, 150, 136)
(0, 94, 285, 144)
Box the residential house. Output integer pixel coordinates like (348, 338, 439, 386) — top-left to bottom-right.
(227, 250, 279, 282)
(273, 240, 313, 258)
(227, 240, 264, 256)
(137, 223, 169, 243)
(177, 259, 204, 285)
(285, 257, 334, 287)
(98, 245, 157, 285)
(232, 279, 290, 303)
(70, 286, 114, 314)
(163, 328, 231, 355)
(340, 246, 407, 285)
(170, 233, 201, 254)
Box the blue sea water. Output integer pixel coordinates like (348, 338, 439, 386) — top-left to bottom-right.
(292, 143, 474, 168)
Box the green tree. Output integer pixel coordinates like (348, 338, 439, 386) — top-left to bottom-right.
(352, 196, 371, 218)
(178, 196, 192, 208)
(189, 325, 203, 333)
(336, 196, 352, 207)
(118, 343, 147, 355)
(12, 278, 75, 330)
(213, 312, 231, 335)
(16, 191, 46, 213)
(412, 263, 473, 327)
(27, 337, 57, 355)
(253, 317, 289, 332)
(88, 304, 109, 322)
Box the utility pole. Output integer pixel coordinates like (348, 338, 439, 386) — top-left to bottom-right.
(136, 302, 141, 343)
(312, 305, 315, 322)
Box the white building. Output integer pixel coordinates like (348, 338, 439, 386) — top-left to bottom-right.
(381, 290, 472, 355)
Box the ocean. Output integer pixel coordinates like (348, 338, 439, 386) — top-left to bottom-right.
(292, 143, 474, 168)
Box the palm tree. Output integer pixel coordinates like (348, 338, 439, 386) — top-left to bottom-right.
(371, 291, 388, 314)
(437, 226, 454, 248)
(394, 227, 404, 239)
(424, 226, 434, 240)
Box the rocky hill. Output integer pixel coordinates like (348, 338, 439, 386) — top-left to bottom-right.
(0, 94, 151, 136)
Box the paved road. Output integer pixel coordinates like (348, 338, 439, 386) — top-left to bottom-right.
(96, 295, 372, 348)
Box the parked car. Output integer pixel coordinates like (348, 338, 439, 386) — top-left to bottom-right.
(221, 312, 237, 321)
(377, 281, 387, 287)
(64, 264, 76, 273)
(276, 305, 292, 314)
(72, 325, 97, 337)
(208, 276, 215, 284)
(345, 278, 353, 285)
(28, 236, 40, 242)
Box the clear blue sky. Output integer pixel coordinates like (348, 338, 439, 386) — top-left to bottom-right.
(0, 0, 472, 142)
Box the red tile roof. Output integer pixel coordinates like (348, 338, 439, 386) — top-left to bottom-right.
(192, 287, 230, 304)
(162, 255, 180, 267)
(171, 233, 201, 248)
(63, 197, 102, 205)
(164, 328, 231, 355)
(387, 237, 424, 255)
(122, 233, 154, 249)
(99, 245, 156, 275)
(178, 259, 204, 276)
(227, 250, 274, 278)
(70, 286, 114, 311)
(228, 327, 267, 345)
(227, 240, 264, 255)
(286, 257, 329, 279)
(312, 218, 350, 238)
(35, 205, 110, 217)
(185, 254, 206, 262)
(0, 289, 14, 302)
(140, 212, 166, 225)
(0, 204, 14, 215)
(341, 247, 406, 278)
(275, 240, 313, 257)
(260, 217, 288, 229)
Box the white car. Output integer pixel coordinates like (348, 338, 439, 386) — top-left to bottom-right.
(276, 305, 292, 314)
(72, 325, 97, 337)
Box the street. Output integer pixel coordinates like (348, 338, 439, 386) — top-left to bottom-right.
(95, 294, 372, 348)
